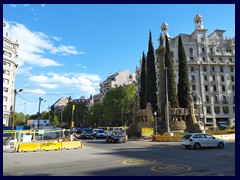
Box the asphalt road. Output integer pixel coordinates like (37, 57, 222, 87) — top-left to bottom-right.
(3, 139, 235, 176)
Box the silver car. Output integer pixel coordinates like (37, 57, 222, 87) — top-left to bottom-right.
(181, 133, 225, 150)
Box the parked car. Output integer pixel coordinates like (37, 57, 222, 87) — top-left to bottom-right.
(181, 133, 225, 150)
(95, 129, 106, 138)
(106, 131, 126, 143)
(78, 128, 93, 139)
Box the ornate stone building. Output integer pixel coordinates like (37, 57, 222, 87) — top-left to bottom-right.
(136, 13, 235, 130)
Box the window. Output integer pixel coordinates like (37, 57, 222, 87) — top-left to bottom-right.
(232, 86, 235, 92)
(206, 95, 209, 102)
(222, 95, 227, 104)
(3, 78, 9, 84)
(213, 86, 217, 92)
(207, 107, 211, 114)
(3, 96, 8, 102)
(211, 57, 214, 62)
(190, 57, 194, 61)
(221, 76, 224, 82)
(222, 86, 225, 92)
(229, 58, 233, 62)
(203, 66, 207, 72)
(189, 48, 193, 55)
(233, 107, 235, 113)
(204, 76, 208, 81)
(214, 107, 220, 114)
(193, 96, 197, 101)
(3, 51, 12, 58)
(222, 107, 229, 114)
(191, 75, 195, 82)
(3, 87, 8, 93)
(202, 57, 206, 61)
(205, 85, 208, 91)
(230, 67, 234, 72)
(205, 134, 214, 139)
(212, 75, 215, 81)
(231, 76, 234, 82)
(3, 70, 10, 75)
(210, 48, 213, 53)
(214, 96, 219, 103)
(202, 48, 205, 53)
(211, 67, 215, 72)
(192, 85, 196, 91)
(191, 67, 194, 72)
(3, 105, 7, 111)
(220, 67, 224, 72)
(233, 96, 235, 104)
(219, 58, 222, 62)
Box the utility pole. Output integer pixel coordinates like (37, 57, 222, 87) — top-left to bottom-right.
(37, 97, 43, 130)
(12, 89, 23, 137)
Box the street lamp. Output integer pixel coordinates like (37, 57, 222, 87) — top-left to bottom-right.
(154, 111, 157, 135)
(37, 97, 44, 129)
(165, 67, 170, 133)
(12, 89, 23, 137)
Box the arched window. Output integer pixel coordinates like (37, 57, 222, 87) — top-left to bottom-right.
(222, 95, 228, 104)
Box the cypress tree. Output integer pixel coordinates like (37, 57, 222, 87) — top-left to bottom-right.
(139, 51, 147, 109)
(146, 31, 158, 112)
(177, 35, 190, 108)
(165, 36, 179, 107)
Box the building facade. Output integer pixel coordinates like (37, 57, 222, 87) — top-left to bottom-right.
(3, 21, 19, 126)
(99, 69, 136, 103)
(137, 13, 235, 129)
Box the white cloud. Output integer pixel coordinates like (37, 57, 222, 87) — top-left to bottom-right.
(16, 66, 32, 75)
(41, 4, 45, 7)
(52, 36, 62, 41)
(23, 88, 46, 94)
(76, 64, 87, 69)
(10, 4, 17, 8)
(28, 72, 101, 94)
(40, 83, 58, 89)
(50, 45, 85, 55)
(23, 4, 29, 7)
(4, 21, 84, 69)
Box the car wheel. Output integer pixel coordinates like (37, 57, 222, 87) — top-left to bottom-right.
(185, 145, 190, 149)
(194, 143, 201, 150)
(218, 142, 224, 149)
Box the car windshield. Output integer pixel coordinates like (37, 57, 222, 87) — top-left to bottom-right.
(113, 131, 123, 136)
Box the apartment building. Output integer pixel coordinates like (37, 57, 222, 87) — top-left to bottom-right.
(99, 69, 136, 103)
(3, 20, 19, 126)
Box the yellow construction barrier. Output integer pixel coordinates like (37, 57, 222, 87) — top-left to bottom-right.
(17, 143, 41, 152)
(61, 141, 82, 150)
(168, 136, 182, 142)
(154, 135, 168, 142)
(40, 141, 62, 151)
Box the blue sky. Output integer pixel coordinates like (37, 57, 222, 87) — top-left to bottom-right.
(3, 4, 235, 115)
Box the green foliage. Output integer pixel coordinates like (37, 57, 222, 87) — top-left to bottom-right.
(177, 35, 190, 108)
(146, 31, 158, 112)
(165, 36, 179, 107)
(14, 112, 26, 126)
(51, 114, 59, 126)
(139, 51, 147, 109)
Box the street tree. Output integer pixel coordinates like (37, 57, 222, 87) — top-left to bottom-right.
(139, 51, 147, 109)
(177, 35, 190, 108)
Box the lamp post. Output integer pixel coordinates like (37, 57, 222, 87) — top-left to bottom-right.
(12, 89, 23, 137)
(165, 68, 170, 133)
(37, 97, 44, 130)
(154, 111, 157, 135)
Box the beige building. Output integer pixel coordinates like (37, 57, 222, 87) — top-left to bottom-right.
(3, 21, 19, 126)
(99, 69, 136, 103)
(136, 13, 235, 129)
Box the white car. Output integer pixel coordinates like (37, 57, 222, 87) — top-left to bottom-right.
(95, 129, 106, 138)
(181, 133, 225, 150)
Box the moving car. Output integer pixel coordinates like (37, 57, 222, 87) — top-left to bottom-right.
(106, 131, 126, 143)
(181, 133, 225, 150)
(76, 128, 93, 139)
